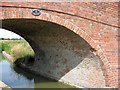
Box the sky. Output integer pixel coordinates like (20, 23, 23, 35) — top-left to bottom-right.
(0, 28, 22, 39)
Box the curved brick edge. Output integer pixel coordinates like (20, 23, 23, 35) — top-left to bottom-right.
(1, 8, 116, 87)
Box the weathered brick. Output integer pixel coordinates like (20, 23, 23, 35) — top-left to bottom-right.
(0, 2, 119, 88)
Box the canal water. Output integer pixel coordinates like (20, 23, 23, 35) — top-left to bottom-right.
(0, 54, 76, 89)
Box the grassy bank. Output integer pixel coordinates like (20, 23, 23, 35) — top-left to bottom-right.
(0, 40, 34, 61)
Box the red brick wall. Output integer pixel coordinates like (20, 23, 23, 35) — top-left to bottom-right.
(0, 2, 119, 88)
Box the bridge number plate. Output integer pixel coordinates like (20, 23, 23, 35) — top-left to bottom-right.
(32, 9, 41, 16)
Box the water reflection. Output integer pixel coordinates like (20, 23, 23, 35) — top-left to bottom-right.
(0, 55, 75, 89)
(1, 60, 34, 88)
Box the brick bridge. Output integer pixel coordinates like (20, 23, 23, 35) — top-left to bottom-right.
(0, 2, 119, 88)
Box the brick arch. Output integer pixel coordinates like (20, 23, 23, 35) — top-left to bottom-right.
(1, 8, 115, 87)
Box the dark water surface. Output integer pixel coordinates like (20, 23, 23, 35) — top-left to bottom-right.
(0, 54, 75, 89)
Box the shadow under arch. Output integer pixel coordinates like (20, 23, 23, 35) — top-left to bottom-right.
(1, 18, 108, 88)
(0, 7, 115, 87)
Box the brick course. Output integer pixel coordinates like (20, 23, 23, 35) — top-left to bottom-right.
(0, 2, 119, 88)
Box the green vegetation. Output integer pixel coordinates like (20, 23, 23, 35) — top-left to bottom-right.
(0, 40, 35, 61)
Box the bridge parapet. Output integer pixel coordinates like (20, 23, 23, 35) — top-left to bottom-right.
(0, 2, 119, 88)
